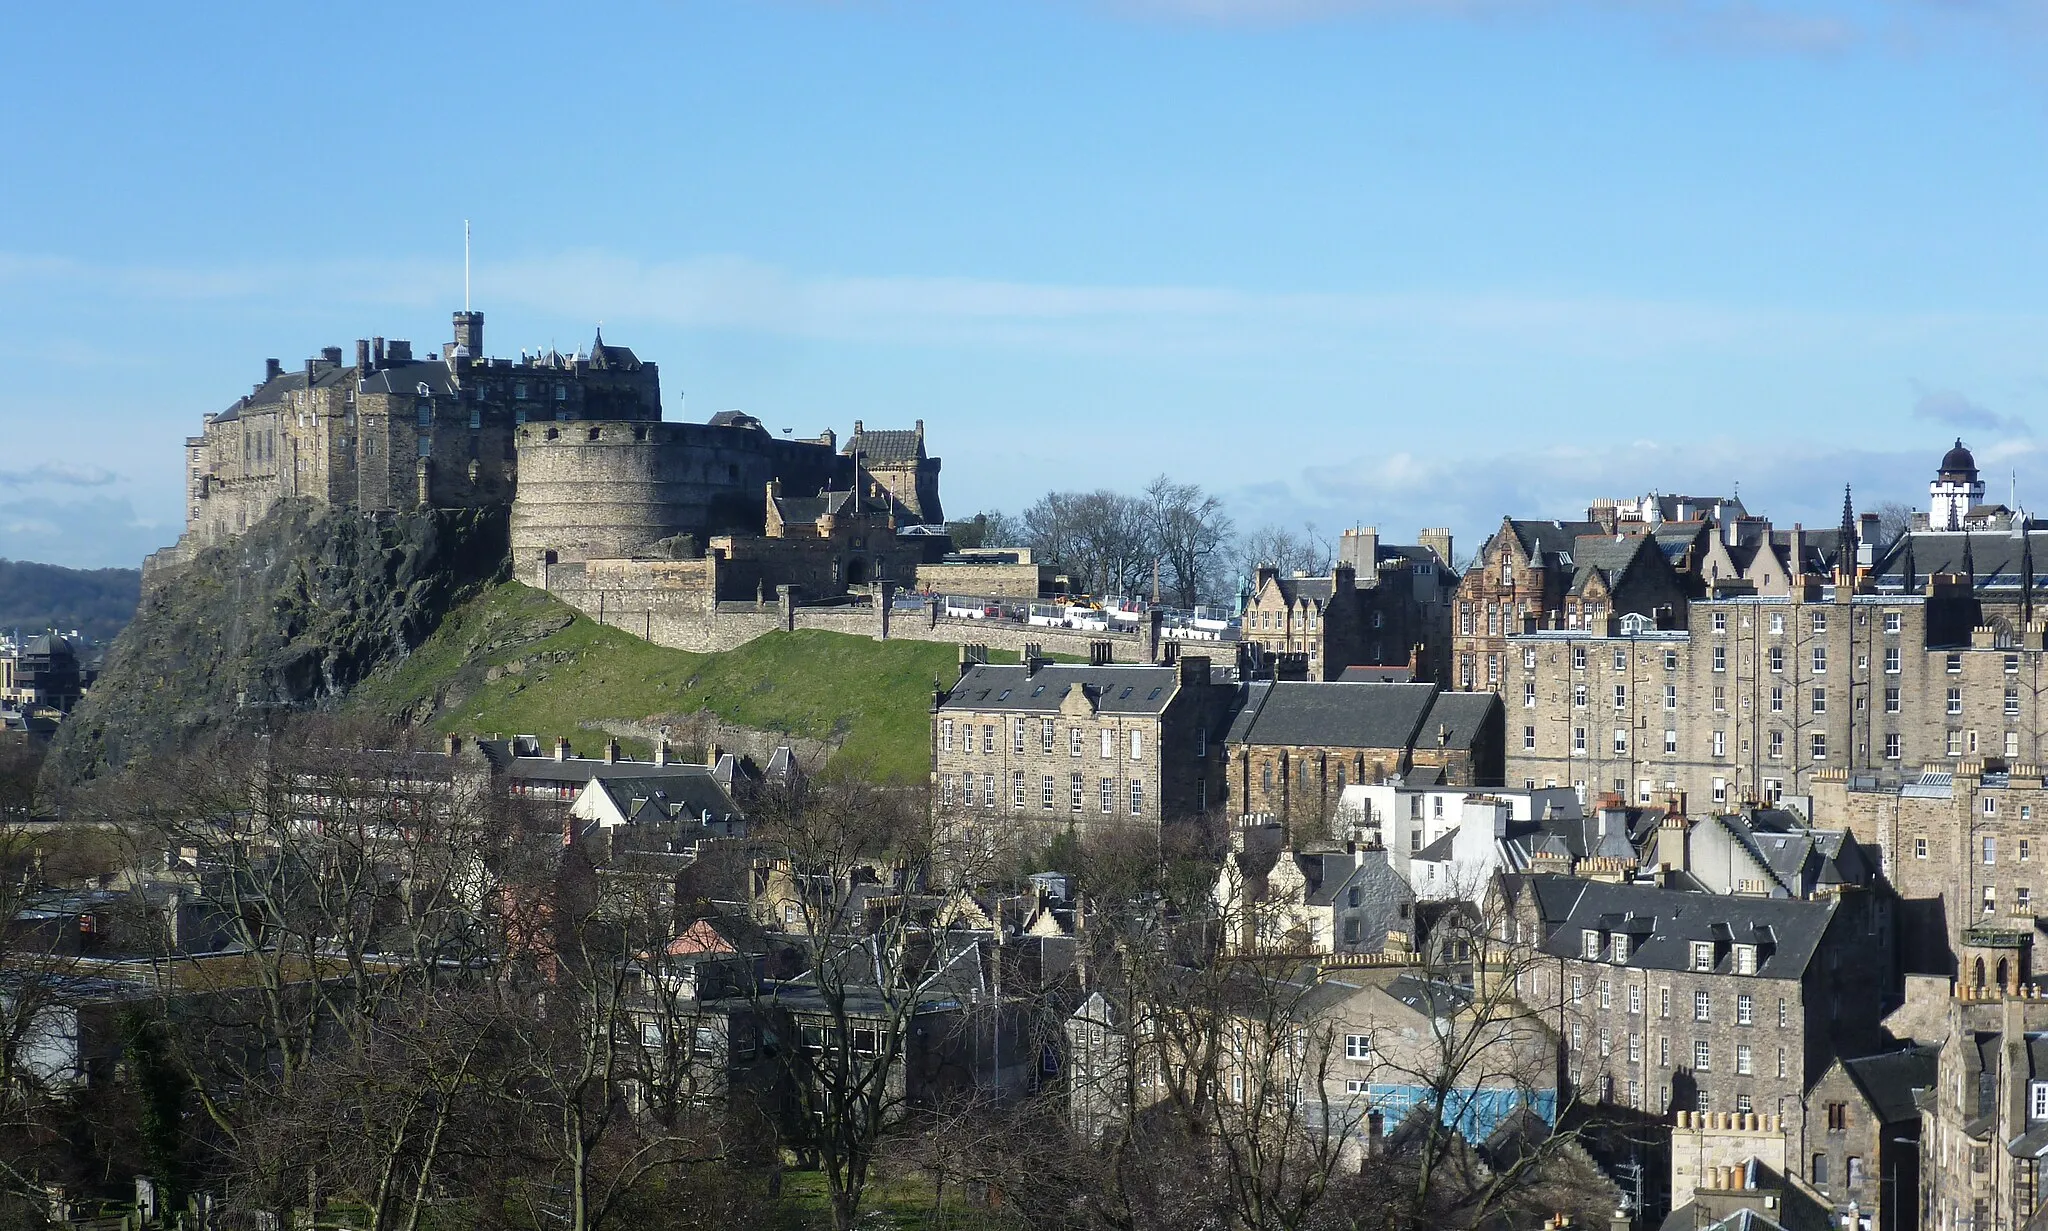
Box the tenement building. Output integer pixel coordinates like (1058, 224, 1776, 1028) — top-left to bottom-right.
(1451, 518, 1690, 694)
(1503, 875, 1895, 1194)
(930, 653, 1237, 851)
(1238, 527, 1454, 683)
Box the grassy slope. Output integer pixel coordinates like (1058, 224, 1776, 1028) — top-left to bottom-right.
(351, 581, 1015, 783)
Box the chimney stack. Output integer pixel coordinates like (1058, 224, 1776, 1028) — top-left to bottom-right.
(356, 339, 372, 374)
(265, 358, 283, 383)
(445, 734, 462, 757)
(604, 738, 619, 765)
(655, 740, 670, 766)
(373, 336, 386, 365)
(554, 737, 570, 762)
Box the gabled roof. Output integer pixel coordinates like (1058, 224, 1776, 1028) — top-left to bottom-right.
(1874, 530, 2048, 592)
(1228, 681, 1440, 750)
(1567, 533, 1654, 597)
(1505, 519, 1604, 563)
(1840, 1045, 1938, 1125)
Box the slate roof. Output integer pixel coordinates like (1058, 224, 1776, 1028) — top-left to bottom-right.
(1266, 575, 1338, 606)
(216, 360, 361, 420)
(844, 427, 924, 464)
(706, 410, 765, 430)
(355, 362, 459, 398)
(1513, 874, 1838, 980)
(942, 663, 1183, 715)
(1506, 519, 1604, 564)
(1840, 1045, 1938, 1125)
(1338, 665, 1417, 683)
(585, 330, 642, 370)
(773, 490, 856, 525)
(1228, 682, 1439, 749)
(1874, 530, 2048, 593)
(588, 773, 743, 823)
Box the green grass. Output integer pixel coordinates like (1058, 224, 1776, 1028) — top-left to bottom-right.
(352, 581, 1019, 783)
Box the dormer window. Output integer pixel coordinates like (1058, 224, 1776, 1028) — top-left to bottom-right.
(1691, 941, 1715, 972)
(2032, 1082, 2048, 1122)
(1582, 929, 1602, 959)
(1612, 934, 1630, 963)
(1734, 944, 1757, 975)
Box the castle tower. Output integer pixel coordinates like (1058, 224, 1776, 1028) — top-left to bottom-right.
(1933, 438, 1983, 531)
(451, 310, 483, 359)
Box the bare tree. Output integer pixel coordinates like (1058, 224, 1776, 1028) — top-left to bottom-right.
(1021, 490, 1157, 598)
(1237, 523, 1335, 584)
(1872, 501, 1916, 549)
(1146, 476, 1234, 609)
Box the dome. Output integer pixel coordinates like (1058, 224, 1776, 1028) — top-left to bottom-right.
(1940, 437, 1978, 478)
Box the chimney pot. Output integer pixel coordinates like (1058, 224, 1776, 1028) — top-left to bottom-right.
(554, 738, 569, 762)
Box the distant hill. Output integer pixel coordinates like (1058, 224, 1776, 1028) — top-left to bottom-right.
(0, 559, 143, 644)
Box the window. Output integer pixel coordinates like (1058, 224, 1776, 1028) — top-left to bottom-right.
(1573, 684, 1588, 707)
(1346, 1034, 1371, 1061)
(1691, 942, 1714, 971)
(1101, 729, 1114, 759)
(2011, 653, 2024, 674)
(1949, 652, 1964, 673)
(1611, 648, 1625, 670)
(1665, 650, 1678, 671)
(1826, 1101, 1848, 1131)
(2021, 887, 2033, 912)
(1986, 837, 1998, 864)
(1041, 775, 1054, 809)
(1768, 729, 1783, 758)
(1770, 685, 1784, 714)
(1613, 934, 1631, 962)
(1573, 727, 1587, 754)
(1664, 730, 1678, 755)
(1525, 682, 1537, 708)
(941, 776, 955, 807)
(1736, 1044, 1753, 1075)
(1712, 730, 1726, 757)
(1101, 778, 1114, 814)
(1693, 1040, 1711, 1070)
(1600, 981, 1612, 1009)
(1614, 684, 1627, 710)
(2032, 1081, 2048, 1121)
(1713, 777, 1727, 803)
(1885, 685, 1900, 712)
(1737, 993, 1754, 1024)
(1665, 684, 1677, 710)
(1012, 772, 1025, 808)
(1713, 685, 1726, 712)
(1769, 646, 1784, 673)
(1070, 729, 1082, 757)
(1885, 733, 1901, 760)
(1812, 610, 1827, 633)
(1985, 796, 1999, 816)
(941, 719, 954, 751)
(1779, 999, 1789, 1027)
(1070, 774, 1083, 811)
(1769, 613, 1784, 635)
(2009, 731, 2023, 757)
(1524, 725, 1537, 751)
(1812, 688, 1826, 715)
(2009, 687, 2022, 716)
(1713, 646, 1726, 672)
(983, 725, 995, 753)
(1571, 976, 1584, 1004)
(1130, 782, 1144, 815)
(1629, 1034, 1642, 1062)
(1694, 990, 1711, 1021)
(1713, 612, 1727, 632)
(1525, 648, 1538, 669)
(1778, 1047, 1787, 1078)
(1582, 930, 1601, 959)
(1573, 646, 1587, 671)
(1660, 1036, 1671, 1066)
(1885, 610, 1901, 633)
(1735, 946, 1757, 976)
(1130, 731, 1144, 761)
(1948, 687, 1963, 716)
(1613, 729, 1628, 755)
(1884, 646, 1900, 673)
(1949, 730, 1964, 756)
(1013, 718, 1026, 753)
(1984, 886, 1998, 914)
(1812, 646, 1827, 674)
(1659, 985, 1672, 1017)
(2025, 839, 2033, 862)
(983, 773, 996, 806)
(1812, 1155, 1829, 1186)
(1628, 985, 1642, 1014)
(1811, 733, 1827, 761)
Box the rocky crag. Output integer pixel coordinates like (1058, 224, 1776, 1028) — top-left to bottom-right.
(43, 501, 508, 788)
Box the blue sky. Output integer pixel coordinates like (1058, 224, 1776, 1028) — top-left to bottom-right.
(2, 0, 2045, 568)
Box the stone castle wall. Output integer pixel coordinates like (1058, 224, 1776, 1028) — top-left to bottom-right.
(510, 420, 853, 579)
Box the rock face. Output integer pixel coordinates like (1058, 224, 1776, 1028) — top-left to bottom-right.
(42, 501, 508, 787)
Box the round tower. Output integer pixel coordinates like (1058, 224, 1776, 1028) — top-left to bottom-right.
(1932, 437, 1983, 531)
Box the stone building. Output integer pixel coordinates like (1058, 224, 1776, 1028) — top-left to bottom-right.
(1498, 572, 2048, 811)
(1224, 681, 1503, 838)
(1213, 828, 1416, 955)
(1451, 518, 1689, 695)
(1920, 986, 2048, 1231)
(1503, 875, 1895, 1180)
(1812, 761, 2048, 986)
(1800, 1044, 1935, 1231)
(1238, 527, 1454, 683)
(0, 634, 85, 713)
(178, 312, 663, 551)
(930, 654, 1238, 849)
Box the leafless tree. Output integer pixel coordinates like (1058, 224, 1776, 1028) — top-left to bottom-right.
(1237, 524, 1335, 585)
(1872, 501, 1916, 550)
(1147, 476, 1234, 609)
